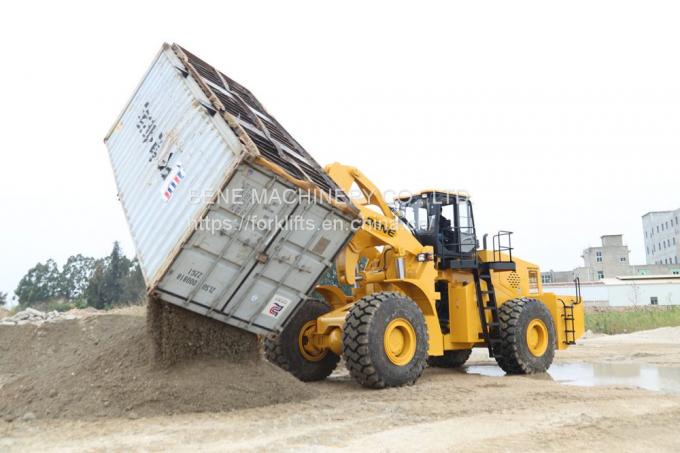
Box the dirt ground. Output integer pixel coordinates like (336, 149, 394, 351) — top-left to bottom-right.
(1, 313, 680, 452)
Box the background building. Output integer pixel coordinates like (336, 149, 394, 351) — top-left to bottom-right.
(544, 275, 680, 307)
(643, 209, 680, 265)
(543, 234, 680, 284)
(577, 234, 630, 281)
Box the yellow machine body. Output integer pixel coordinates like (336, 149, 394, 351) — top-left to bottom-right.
(311, 163, 585, 359)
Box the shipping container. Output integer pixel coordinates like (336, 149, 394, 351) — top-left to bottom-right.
(104, 43, 358, 335)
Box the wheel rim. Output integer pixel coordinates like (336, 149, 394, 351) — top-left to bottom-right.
(298, 320, 327, 362)
(383, 318, 417, 366)
(526, 319, 549, 357)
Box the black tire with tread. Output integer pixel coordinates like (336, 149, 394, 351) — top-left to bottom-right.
(427, 349, 472, 368)
(495, 297, 556, 374)
(264, 299, 340, 382)
(343, 292, 428, 389)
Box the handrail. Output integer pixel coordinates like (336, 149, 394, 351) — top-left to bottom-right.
(492, 231, 514, 262)
(573, 277, 583, 305)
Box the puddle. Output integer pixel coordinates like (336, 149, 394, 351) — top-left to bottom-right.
(463, 362, 680, 393)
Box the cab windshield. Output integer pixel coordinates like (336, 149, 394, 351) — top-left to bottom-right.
(396, 197, 435, 233)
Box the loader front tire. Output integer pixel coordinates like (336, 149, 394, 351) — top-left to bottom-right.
(427, 349, 472, 368)
(343, 292, 428, 389)
(495, 298, 555, 374)
(264, 299, 340, 382)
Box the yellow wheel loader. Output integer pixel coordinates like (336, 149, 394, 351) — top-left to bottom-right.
(265, 163, 585, 388)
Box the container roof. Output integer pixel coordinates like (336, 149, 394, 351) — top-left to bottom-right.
(172, 44, 348, 204)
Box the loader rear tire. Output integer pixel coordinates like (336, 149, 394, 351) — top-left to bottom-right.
(495, 298, 555, 374)
(427, 349, 472, 368)
(264, 299, 340, 382)
(343, 292, 428, 389)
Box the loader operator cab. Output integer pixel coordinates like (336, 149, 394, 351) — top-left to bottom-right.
(395, 191, 478, 269)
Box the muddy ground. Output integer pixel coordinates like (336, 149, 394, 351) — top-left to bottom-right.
(1, 311, 679, 452)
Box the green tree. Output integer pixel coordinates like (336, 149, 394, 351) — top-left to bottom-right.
(14, 243, 146, 310)
(85, 242, 144, 309)
(59, 254, 96, 300)
(14, 259, 61, 306)
(103, 241, 131, 306)
(84, 259, 109, 309)
(122, 258, 146, 303)
(0, 291, 7, 307)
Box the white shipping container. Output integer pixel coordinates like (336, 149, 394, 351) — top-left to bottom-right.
(104, 44, 357, 335)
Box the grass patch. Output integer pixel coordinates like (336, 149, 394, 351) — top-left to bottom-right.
(586, 306, 680, 334)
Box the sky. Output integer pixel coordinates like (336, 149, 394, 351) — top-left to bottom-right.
(1, 0, 679, 303)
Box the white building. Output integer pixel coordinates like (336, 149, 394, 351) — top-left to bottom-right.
(544, 275, 680, 307)
(643, 209, 680, 265)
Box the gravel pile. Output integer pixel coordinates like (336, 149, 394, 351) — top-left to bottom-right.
(146, 298, 259, 366)
(0, 308, 76, 326)
(0, 303, 314, 421)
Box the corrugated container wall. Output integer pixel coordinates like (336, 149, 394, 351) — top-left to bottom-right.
(104, 43, 358, 335)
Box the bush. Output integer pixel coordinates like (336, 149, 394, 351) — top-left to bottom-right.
(45, 300, 74, 313)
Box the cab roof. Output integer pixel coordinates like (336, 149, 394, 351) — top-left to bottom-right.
(394, 189, 470, 202)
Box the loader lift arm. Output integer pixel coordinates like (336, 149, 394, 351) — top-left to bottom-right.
(315, 163, 443, 356)
(323, 163, 430, 287)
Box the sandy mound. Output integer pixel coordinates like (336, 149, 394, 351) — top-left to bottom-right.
(0, 302, 314, 421)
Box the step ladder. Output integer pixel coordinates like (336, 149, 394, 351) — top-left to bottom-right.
(473, 267, 502, 358)
(561, 304, 577, 345)
(560, 277, 582, 345)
